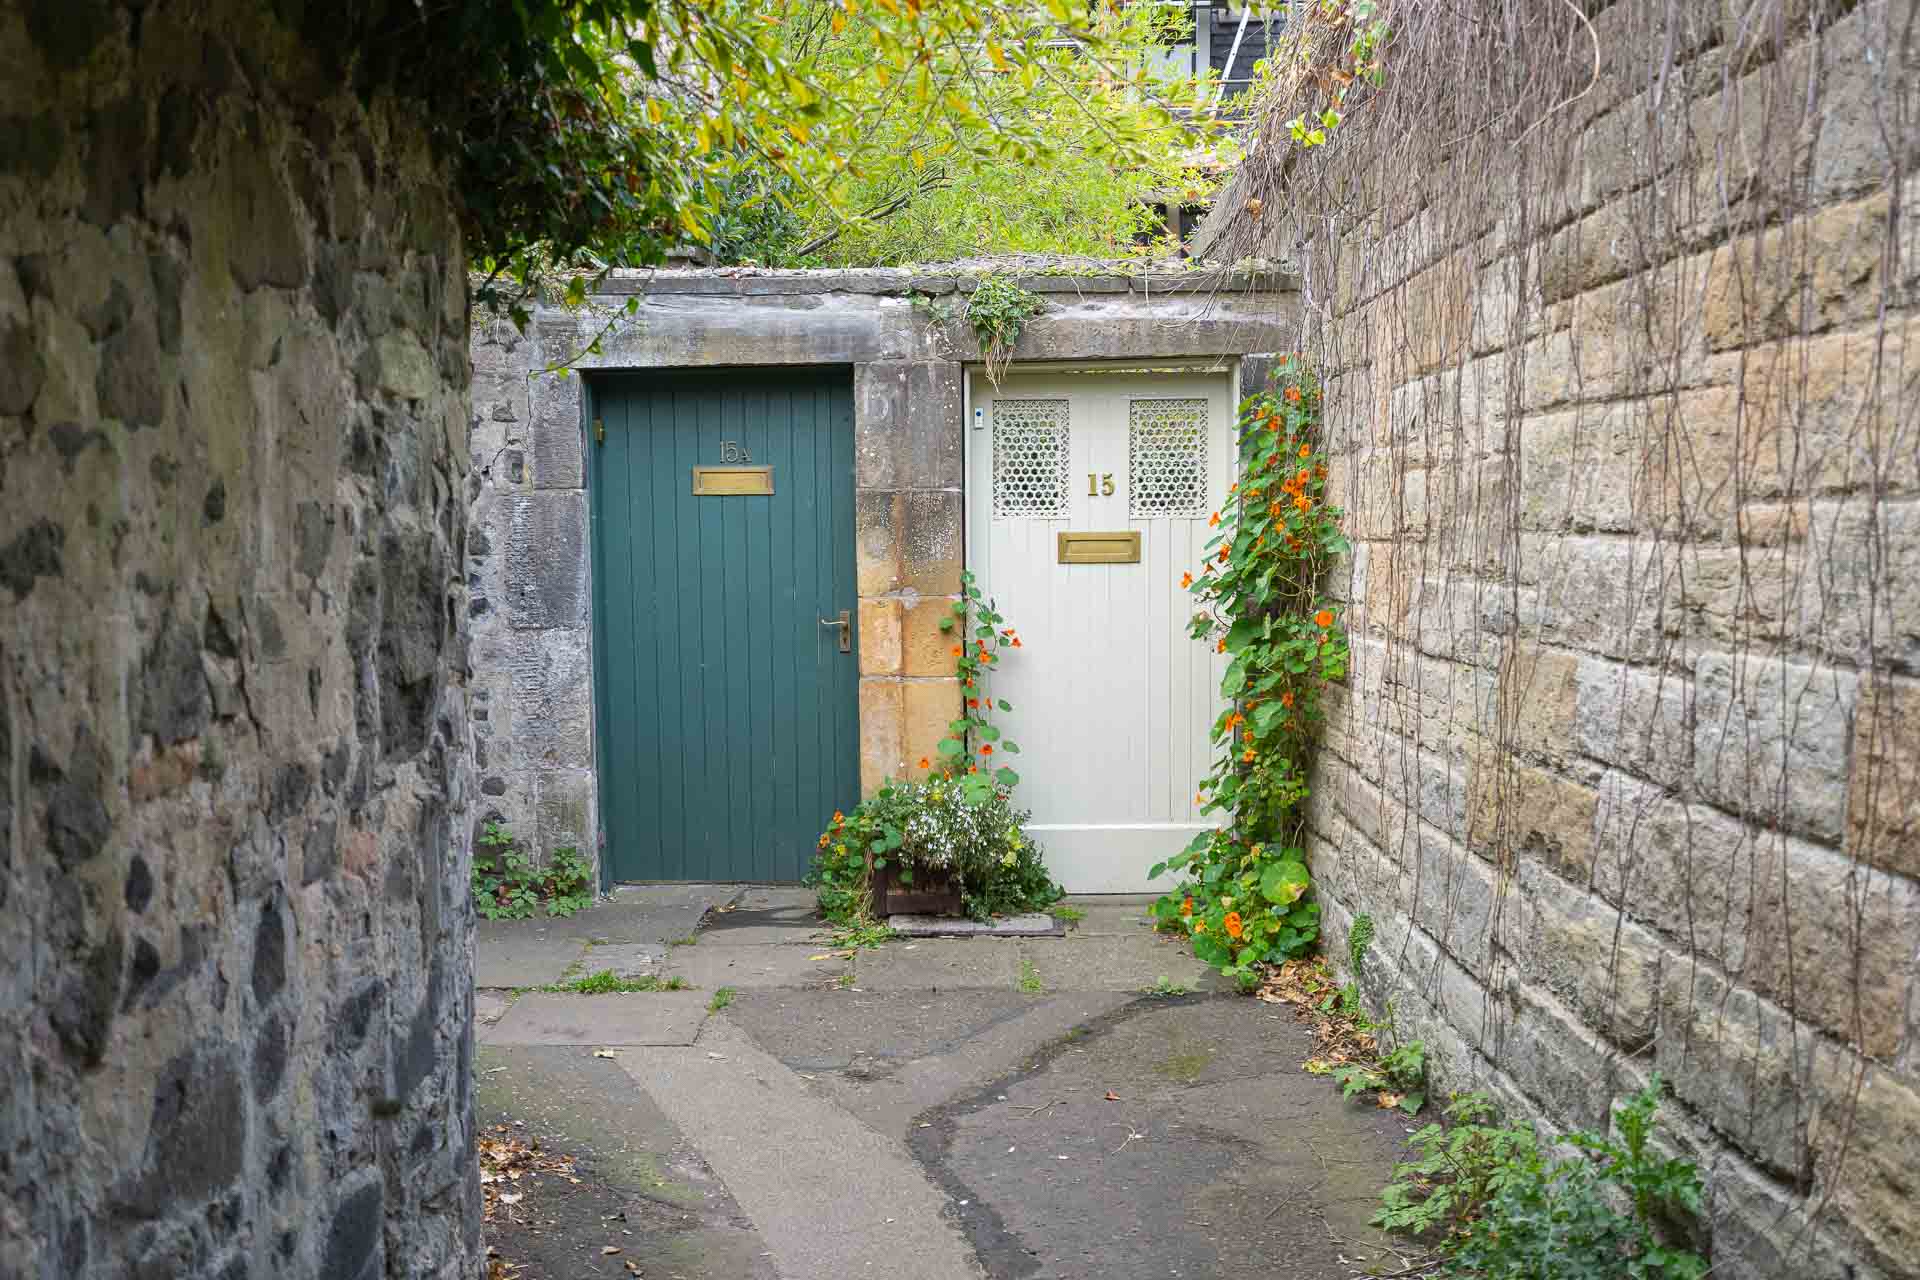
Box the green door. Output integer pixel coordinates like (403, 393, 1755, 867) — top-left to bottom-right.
(588, 368, 859, 883)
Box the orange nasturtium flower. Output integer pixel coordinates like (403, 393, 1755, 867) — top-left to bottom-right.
(919, 756, 931, 769)
(1216, 546, 1229, 562)
(1298, 442, 1311, 457)
(1285, 386, 1302, 404)
(1224, 911, 1244, 939)
(1242, 747, 1256, 763)
(1216, 637, 1227, 653)
(1315, 608, 1336, 629)
(981, 744, 994, 756)
(1181, 571, 1194, 588)
(951, 645, 962, 656)
(1181, 896, 1194, 916)
(1281, 691, 1296, 709)
(1229, 482, 1238, 494)
(1208, 511, 1221, 527)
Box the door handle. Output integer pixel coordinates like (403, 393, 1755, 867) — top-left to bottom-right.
(819, 610, 851, 653)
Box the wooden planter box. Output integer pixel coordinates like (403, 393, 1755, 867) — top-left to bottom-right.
(870, 863, 963, 918)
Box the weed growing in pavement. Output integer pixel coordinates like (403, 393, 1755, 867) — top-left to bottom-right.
(1018, 958, 1043, 993)
(830, 921, 897, 950)
(1050, 904, 1086, 924)
(708, 986, 736, 1012)
(1328, 1039, 1427, 1115)
(525, 970, 688, 994)
(1143, 975, 1192, 997)
(668, 933, 699, 947)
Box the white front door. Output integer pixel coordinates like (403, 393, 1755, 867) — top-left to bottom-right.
(965, 368, 1233, 894)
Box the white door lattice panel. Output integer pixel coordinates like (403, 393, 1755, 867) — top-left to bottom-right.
(1128, 398, 1210, 518)
(966, 369, 1234, 894)
(991, 399, 1070, 518)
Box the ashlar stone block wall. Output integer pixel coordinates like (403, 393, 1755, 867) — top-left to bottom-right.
(1, 4, 478, 1277)
(468, 268, 1295, 879)
(1267, 3, 1920, 1275)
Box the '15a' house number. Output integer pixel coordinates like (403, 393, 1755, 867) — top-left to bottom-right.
(720, 440, 751, 462)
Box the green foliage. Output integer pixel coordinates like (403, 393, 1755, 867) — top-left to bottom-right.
(964, 275, 1046, 386)
(1150, 365, 1347, 983)
(1050, 905, 1087, 924)
(471, 823, 595, 919)
(439, 1, 1225, 318)
(1375, 1081, 1707, 1280)
(542, 970, 688, 993)
(747, 1, 1219, 266)
(708, 986, 737, 1012)
(1330, 1040, 1426, 1114)
(1143, 975, 1192, 997)
(829, 920, 898, 951)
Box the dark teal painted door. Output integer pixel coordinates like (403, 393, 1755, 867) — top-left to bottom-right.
(588, 369, 859, 882)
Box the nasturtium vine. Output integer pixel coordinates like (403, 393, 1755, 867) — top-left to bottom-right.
(1151, 362, 1351, 987)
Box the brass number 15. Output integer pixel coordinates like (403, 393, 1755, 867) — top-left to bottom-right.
(1088, 473, 1116, 497)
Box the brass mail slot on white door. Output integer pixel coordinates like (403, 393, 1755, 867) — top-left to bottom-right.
(1056, 531, 1141, 564)
(691, 466, 774, 496)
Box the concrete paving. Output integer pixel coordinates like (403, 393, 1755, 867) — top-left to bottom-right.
(482, 992, 710, 1047)
(474, 889, 1413, 1279)
(615, 1019, 982, 1280)
(477, 1045, 777, 1280)
(853, 937, 1026, 991)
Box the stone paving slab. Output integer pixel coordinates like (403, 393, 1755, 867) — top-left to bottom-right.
(1016, 932, 1225, 992)
(666, 944, 849, 990)
(1058, 896, 1160, 936)
(853, 938, 1024, 991)
(582, 943, 667, 977)
(474, 929, 591, 989)
(475, 990, 513, 1027)
(480, 992, 710, 1047)
(696, 886, 827, 946)
(889, 912, 1061, 937)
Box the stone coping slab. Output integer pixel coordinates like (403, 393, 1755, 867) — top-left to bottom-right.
(480, 992, 709, 1047)
(888, 913, 1063, 938)
(595, 262, 1300, 299)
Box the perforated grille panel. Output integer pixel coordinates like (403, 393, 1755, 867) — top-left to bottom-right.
(991, 399, 1070, 518)
(1128, 398, 1209, 517)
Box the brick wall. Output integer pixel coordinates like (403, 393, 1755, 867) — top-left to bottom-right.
(1227, 2, 1920, 1274)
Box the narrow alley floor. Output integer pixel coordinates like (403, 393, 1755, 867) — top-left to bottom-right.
(474, 888, 1416, 1280)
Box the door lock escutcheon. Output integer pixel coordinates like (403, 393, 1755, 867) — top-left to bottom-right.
(820, 610, 851, 653)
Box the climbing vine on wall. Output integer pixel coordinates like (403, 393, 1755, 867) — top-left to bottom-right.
(1152, 364, 1350, 987)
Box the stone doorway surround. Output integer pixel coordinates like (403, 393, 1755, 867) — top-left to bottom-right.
(468, 263, 1299, 883)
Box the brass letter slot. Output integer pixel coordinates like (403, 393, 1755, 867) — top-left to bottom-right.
(1057, 531, 1142, 564)
(692, 466, 774, 497)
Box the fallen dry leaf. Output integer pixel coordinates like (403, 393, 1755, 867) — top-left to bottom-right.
(1103, 1091, 1121, 1102)
(602, 1246, 623, 1255)
(1377, 1092, 1404, 1110)
(593, 1049, 617, 1059)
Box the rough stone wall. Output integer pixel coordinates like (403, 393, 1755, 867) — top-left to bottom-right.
(1, 4, 477, 1277)
(1238, 3, 1920, 1275)
(469, 268, 1294, 879)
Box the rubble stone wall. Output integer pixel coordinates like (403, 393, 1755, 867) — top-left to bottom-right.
(1, 3, 478, 1276)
